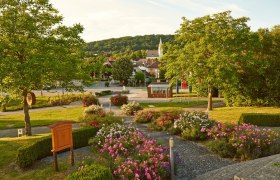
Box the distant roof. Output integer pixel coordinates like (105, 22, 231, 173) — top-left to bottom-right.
(146, 50, 159, 58)
(148, 82, 171, 88)
(148, 61, 160, 68)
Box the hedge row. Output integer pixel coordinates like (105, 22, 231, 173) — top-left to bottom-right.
(239, 113, 280, 127)
(16, 127, 98, 168)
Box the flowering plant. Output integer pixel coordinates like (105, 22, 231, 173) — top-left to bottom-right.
(91, 124, 170, 179)
(89, 123, 135, 147)
(83, 104, 105, 117)
(134, 110, 160, 123)
(173, 111, 214, 140)
(121, 101, 143, 115)
(229, 124, 280, 160)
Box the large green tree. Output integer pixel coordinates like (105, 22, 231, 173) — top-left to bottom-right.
(0, 0, 89, 135)
(162, 11, 253, 110)
(111, 57, 133, 85)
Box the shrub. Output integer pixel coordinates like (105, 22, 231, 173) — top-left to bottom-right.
(229, 124, 280, 160)
(206, 123, 280, 160)
(239, 113, 280, 127)
(105, 81, 110, 87)
(134, 110, 160, 123)
(49, 94, 82, 106)
(95, 90, 112, 97)
(121, 102, 143, 115)
(16, 127, 98, 168)
(110, 94, 128, 106)
(82, 93, 99, 107)
(83, 105, 105, 117)
(92, 124, 170, 179)
(149, 111, 181, 131)
(174, 111, 214, 140)
(89, 123, 135, 147)
(121, 90, 129, 94)
(66, 164, 114, 180)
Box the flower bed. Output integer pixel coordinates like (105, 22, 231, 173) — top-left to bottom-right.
(89, 124, 170, 179)
(206, 123, 280, 160)
(121, 101, 143, 115)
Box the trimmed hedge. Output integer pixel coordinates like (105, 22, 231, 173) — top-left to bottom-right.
(239, 113, 280, 127)
(95, 90, 112, 97)
(16, 127, 98, 168)
(66, 164, 114, 180)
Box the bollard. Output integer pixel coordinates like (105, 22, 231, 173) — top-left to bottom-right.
(169, 137, 175, 179)
(109, 102, 111, 112)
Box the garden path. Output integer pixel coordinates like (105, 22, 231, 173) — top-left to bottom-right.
(122, 116, 236, 180)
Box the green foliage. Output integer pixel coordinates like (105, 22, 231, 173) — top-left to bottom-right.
(16, 127, 98, 168)
(161, 11, 253, 109)
(239, 113, 280, 127)
(66, 164, 114, 180)
(95, 90, 112, 97)
(110, 94, 128, 106)
(82, 93, 100, 107)
(206, 138, 237, 158)
(85, 34, 174, 54)
(111, 57, 133, 85)
(49, 94, 82, 106)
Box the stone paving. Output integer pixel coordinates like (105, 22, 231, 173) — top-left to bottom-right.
(123, 116, 236, 180)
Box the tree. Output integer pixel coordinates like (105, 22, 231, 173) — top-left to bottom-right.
(161, 11, 253, 110)
(134, 71, 145, 85)
(0, 0, 89, 135)
(111, 57, 133, 85)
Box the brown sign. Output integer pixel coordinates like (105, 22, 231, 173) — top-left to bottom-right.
(48, 121, 74, 171)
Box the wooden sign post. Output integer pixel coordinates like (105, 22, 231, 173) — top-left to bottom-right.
(48, 121, 74, 171)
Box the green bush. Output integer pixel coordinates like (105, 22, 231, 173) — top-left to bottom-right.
(206, 138, 237, 158)
(49, 94, 82, 106)
(239, 113, 280, 127)
(66, 164, 114, 180)
(16, 127, 98, 168)
(79, 114, 122, 127)
(95, 90, 112, 97)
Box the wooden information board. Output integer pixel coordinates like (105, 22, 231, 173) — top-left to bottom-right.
(48, 121, 74, 171)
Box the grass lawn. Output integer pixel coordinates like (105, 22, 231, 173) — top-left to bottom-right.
(140, 101, 208, 108)
(0, 107, 83, 130)
(209, 106, 280, 124)
(0, 135, 80, 179)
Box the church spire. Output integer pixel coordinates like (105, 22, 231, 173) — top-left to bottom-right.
(158, 38, 163, 58)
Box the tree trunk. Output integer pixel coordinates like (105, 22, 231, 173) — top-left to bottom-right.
(23, 89, 32, 136)
(207, 86, 213, 111)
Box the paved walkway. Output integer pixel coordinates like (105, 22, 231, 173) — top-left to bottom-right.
(123, 116, 235, 180)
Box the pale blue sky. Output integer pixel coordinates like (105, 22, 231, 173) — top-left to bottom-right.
(50, 0, 280, 42)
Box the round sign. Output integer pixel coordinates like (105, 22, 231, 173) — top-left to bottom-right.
(27, 92, 36, 105)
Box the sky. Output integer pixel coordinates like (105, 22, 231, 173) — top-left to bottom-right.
(49, 0, 280, 42)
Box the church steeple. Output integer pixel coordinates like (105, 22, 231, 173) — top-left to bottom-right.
(158, 38, 163, 58)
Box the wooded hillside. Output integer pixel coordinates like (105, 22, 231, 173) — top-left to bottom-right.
(85, 34, 174, 53)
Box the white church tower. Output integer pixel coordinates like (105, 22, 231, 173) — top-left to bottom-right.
(158, 38, 163, 58)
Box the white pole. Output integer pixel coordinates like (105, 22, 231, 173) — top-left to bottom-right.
(169, 137, 175, 179)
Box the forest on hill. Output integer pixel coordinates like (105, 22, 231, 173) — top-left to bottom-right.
(85, 34, 174, 54)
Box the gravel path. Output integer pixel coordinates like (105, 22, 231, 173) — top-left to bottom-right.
(123, 116, 236, 180)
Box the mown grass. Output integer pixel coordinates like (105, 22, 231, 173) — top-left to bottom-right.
(209, 106, 280, 124)
(0, 107, 83, 130)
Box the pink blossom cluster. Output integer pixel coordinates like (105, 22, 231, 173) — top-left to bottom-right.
(98, 126, 170, 179)
(207, 122, 280, 159)
(206, 122, 235, 140)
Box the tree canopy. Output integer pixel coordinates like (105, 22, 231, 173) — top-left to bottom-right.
(111, 57, 133, 85)
(161, 11, 254, 110)
(0, 0, 89, 135)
